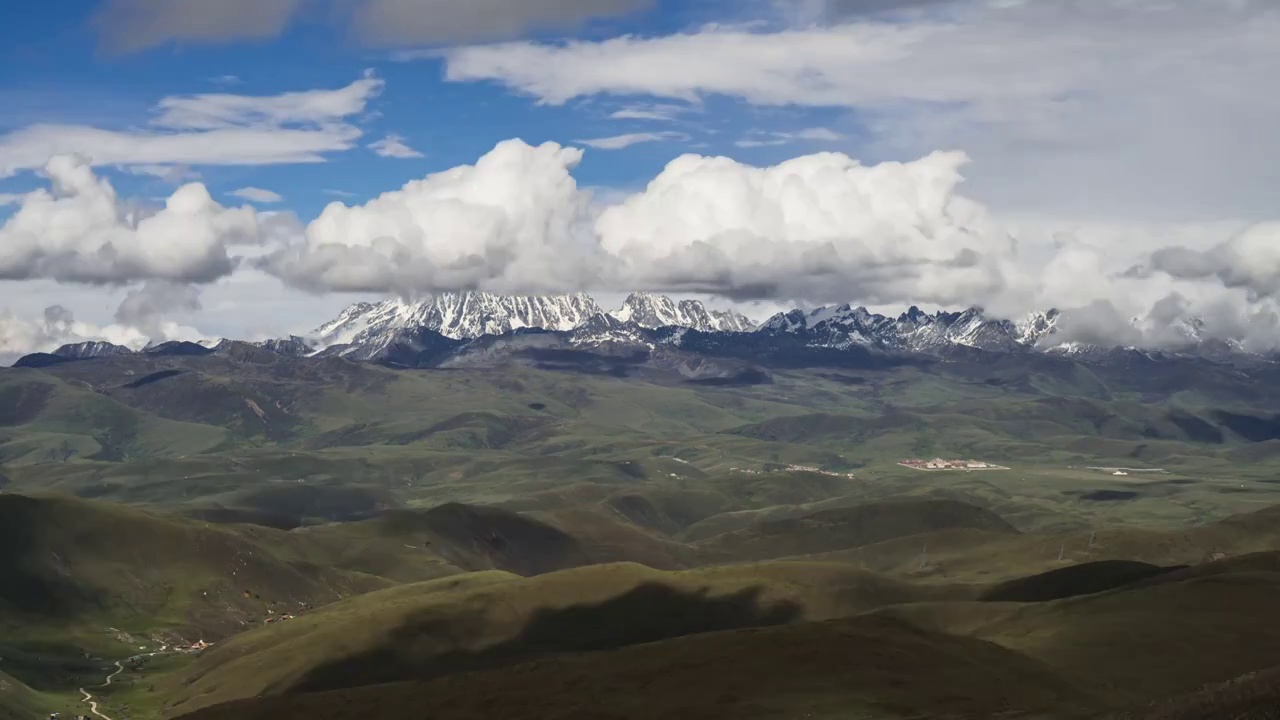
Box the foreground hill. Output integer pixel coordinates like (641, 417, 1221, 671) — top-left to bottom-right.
(156, 561, 971, 717)
(875, 553, 1280, 707)
(179, 615, 1100, 720)
(177, 551, 1280, 720)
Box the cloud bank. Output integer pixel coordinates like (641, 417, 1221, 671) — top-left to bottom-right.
(252, 137, 1280, 350)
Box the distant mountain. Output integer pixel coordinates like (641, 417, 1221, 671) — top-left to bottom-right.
(53, 341, 133, 360)
(258, 336, 316, 358)
(143, 341, 216, 357)
(10, 292, 1269, 371)
(609, 292, 756, 333)
(313, 292, 605, 359)
(758, 305, 1062, 354)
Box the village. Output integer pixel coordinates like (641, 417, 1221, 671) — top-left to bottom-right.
(898, 458, 1010, 472)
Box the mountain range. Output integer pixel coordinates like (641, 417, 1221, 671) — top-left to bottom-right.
(20, 291, 1262, 371)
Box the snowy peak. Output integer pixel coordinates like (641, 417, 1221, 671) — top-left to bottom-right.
(311, 291, 758, 360)
(609, 293, 756, 332)
(1016, 309, 1062, 347)
(53, 341, 133, 359)
(313, 291, 606, 357)
(762, 304, 1063, 354)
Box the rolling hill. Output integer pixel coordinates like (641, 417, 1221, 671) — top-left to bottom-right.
(154, 560, 974, 717)
(177, 615, 1103, 720)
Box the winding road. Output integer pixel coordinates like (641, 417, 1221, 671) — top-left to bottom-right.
(78, 661, 124, 720)
(79, 648, 170, 720)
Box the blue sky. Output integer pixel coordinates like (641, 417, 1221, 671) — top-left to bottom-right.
(0, 0, 856, 221)
(2, 0, 1279, 358)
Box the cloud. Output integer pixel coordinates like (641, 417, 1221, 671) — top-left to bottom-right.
(608, 103, 692, 122)
(1145, 222, 1280, 301)
(575, 131, 688, 150)
(736, 127, 844, 147)
(0, 155, 263, 285)
(0, 75, 382, 177)
(152, 75, 383, 130)
(348, 0, 654, 46)
(95, 0, 653, 53)
(255, 137, 1280, 350)
(96, 0, 302, 53)
(368, 134, 425, 159)
(261, 138, 1013, 306)
(261, 139, 602, 295)
(0, 301, 207, 364)
(124, 164, 201, 183)
(114, 281, 203, 336)
(595, 146, 1017, 307)
(211, 75, 244, 86)
(443, 0, 1280, 220)
(787, 0, 955, 23)
(230, 187, 285, 203)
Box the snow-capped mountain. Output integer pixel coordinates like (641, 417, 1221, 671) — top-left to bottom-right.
(759, 305, 1062, 354)
(16, 292, 1263, 371)
(313, 291, 605, 358)
(52, 341, 133, 360)
(310, 291, 760, 360)
(609, 293, 756, 333)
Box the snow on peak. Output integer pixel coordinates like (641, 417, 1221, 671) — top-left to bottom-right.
(609, 293, 756, 332)
(313, 291, 605, 355)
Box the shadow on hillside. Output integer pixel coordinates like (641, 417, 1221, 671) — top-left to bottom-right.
(980, 560, 1185, 603)
(292, 581, 802, 695)
(0, 495, 97, 616)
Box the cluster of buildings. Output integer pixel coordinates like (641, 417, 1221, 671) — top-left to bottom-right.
(899, 458, 1004, 471)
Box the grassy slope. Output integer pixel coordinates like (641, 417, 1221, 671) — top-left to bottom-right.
(794, 503, 1280, 584)
(876, 557, 1280, 708)
(156, 561, 974, 717)
(0, 370, 227, 465)
(5, 353, 1280, 563)
(178, 616, 1102, 720)
(0, 493, 408, 686)
(0, 669, 78, 720)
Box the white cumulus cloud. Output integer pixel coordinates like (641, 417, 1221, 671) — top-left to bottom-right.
(262, 139, 602, 295)
(0, 155, 263, 285)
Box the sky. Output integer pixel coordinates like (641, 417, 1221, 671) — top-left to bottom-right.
(2, 0, 1280, 361)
